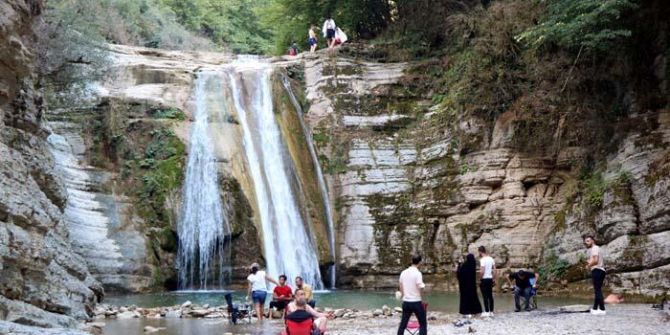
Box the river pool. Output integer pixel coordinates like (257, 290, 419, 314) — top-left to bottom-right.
(101, 290, 593, 335)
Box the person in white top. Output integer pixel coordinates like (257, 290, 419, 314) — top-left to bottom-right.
(584, 235, 606, 315)
(396, 254, 427, 335)
(246, 262, 278, 321)
(478, 246, 496, 317)
(322, 15, 337, 49)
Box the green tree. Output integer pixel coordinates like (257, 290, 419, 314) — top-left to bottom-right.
(261, 0, 395, 54)
(159, 0, 272, 54)
(516, 0, 638, 52)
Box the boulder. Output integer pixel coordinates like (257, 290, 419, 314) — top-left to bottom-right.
(144, 326, 166, 333)
(117, 311, 140, 319)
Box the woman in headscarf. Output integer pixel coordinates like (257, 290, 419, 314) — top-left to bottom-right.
(456, 253, 483, 317)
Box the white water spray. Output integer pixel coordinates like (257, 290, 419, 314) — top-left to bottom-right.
(227, 62, 324, 289)
(280, 76, 337, 289)
(177, 72, 231, 289)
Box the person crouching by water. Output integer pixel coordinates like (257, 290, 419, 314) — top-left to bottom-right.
(269, 274, 293, 319)
(456, 253, 482, 318)
(294, 276, 316, 308)
(396, 254, 427, 335)
(286, 288, 333, 334)
(507, 269, 538, 312)
(247, 262, 278, 321)
(287, 42, 299, 56)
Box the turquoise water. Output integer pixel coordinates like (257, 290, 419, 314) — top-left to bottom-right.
(102, 291, 593, 335)
(104, 290, 591, 313)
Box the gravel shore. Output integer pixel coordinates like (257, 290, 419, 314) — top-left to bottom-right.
(324, 304, 668, 335)
(96, 304, 668, 335)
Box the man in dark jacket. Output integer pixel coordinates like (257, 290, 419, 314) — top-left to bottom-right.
(507, 270, 539, 312)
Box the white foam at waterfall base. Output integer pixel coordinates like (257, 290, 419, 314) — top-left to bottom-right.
(177, 72, 231, 289)
(226, 61, 324, 289)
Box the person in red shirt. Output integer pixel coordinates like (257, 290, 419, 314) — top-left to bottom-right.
(269, 274, 293, 318)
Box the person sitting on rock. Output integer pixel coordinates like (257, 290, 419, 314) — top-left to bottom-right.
(286, 289, 333, 334)
(269, 274, 293, 319)
(507, 269, 539, 312)
(295, 276, 316, 307)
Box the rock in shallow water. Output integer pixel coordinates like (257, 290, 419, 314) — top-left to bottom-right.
(144, 326, 166, 333)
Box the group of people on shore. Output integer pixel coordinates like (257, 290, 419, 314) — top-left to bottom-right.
(288, 15, 347, 56)
(243, 235, 609, 334)
(396, 235, 609, 334)
(246, 263, 332, 333)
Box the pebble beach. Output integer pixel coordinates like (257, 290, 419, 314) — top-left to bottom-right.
(88, 303, 670, 335)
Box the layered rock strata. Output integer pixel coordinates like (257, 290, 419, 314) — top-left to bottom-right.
(0, 0, 102, 328)
(300, 49, 669, 296)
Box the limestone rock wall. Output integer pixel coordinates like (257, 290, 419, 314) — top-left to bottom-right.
(301, 50, 670, 297)
(0, 0, 102, 328)
(45, 46, 265, 291)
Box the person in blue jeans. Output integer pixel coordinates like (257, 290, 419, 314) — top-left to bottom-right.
(246, 262, 278, 322)
(397, 254, 427, 335)
(507, 270, 539, 312)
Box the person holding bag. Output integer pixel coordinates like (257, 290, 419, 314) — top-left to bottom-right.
(322, 15, 337, 48)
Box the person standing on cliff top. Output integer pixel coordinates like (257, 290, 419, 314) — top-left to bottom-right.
(584, 235, 607, 315)
(322, 15, 337, 49)
(397, 254, 427, 335)
(478, 246, 496, 317)
(308, 26, 318, 53)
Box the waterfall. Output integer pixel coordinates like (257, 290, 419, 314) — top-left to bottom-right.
(177, 72, 231, 289)
(226, 61, 324, 289)
(280, 76, 337, 289)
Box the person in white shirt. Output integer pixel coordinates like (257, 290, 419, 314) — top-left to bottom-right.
(478, 246, 496, 317)
(246, 262, 278, 321)
(396, 254, 427, 335)
(322, 15, 337, 49)
(584, 235, 606, 315)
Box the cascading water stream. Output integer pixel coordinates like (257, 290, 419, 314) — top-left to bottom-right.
(177, 72, 231, 290)
(226, 61, 324, 289)
(280, 76, 337, 289)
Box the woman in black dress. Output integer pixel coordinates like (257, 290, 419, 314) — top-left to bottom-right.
(456, 253, 483, 316)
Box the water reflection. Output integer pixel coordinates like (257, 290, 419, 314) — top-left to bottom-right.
(102, 318, 280, 335)
(104, 290, 591, 313)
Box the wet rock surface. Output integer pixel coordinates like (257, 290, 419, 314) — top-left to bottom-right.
(0, 0, 102, 328)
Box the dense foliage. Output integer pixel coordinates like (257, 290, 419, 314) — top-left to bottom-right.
(516, 0, 638, 53)
(157, 0, 272, 53)
(261, 0, 393, 54)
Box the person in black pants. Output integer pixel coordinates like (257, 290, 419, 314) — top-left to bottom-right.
(584, 235, 607, 315)
(478, 246, 496, 317)
(397, 255, 427, 335)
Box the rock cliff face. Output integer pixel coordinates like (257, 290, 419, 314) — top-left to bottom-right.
(0, 0, 102, 328)
(299, 47, 669, 297)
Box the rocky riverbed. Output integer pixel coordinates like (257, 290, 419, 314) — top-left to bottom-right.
(71, 303, 668, 335)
